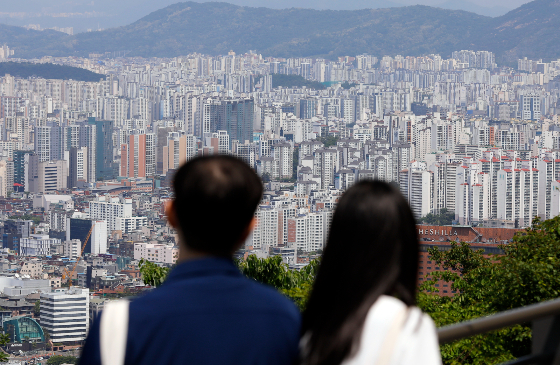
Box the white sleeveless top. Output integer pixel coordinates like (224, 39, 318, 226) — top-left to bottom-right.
(301, 295, 442, 365)
(342, 295, 442, 365)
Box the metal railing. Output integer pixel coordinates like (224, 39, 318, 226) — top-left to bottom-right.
(437, 298, 560, 365)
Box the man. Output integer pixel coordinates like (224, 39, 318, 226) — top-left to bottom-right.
(80, 156, 301, 365)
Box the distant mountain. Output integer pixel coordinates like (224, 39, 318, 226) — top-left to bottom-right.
(473, 0, 560, 62)
(0, 2, 489, 59)
(0, 0, 559, 62)
(0, 0, 508, 33)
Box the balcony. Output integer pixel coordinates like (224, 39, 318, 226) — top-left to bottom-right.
(438, 298, 560, 364)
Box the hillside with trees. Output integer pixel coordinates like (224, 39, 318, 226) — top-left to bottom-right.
(0, 62, 105, 81)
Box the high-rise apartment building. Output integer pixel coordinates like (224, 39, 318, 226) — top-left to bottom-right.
(88, 117, 114, 180)
(40, 288, 89, 343)
(521, 92, 541, 121)
(218, 99, 254, 147)
(299, 98, 317, 119)
(68, 147, 87, 188)
(78, 122, 97, 183)
(120, 132, 156, 178)
(89, 196, 147, 233)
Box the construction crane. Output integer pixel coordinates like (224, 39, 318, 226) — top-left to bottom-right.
(62, 222, 95, 287)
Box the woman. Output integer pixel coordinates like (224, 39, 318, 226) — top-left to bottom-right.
(301, 180, 441, 365)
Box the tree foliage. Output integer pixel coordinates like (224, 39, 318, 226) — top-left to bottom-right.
(271, 74, 325, 90)
(317, 135, 339, 147)
(0, 62, 105, 82)
(340, 82, 357, 89)
(33, 300, 40, 317)
(138, 259, 170, 287)
(418, 216, 560, 364)
(138, 255, 319, 310)
(419, 208, 455, 226)
(0, 333, 9, 362)
(238, 255, 319, 310)
(8, 214, 42, 225)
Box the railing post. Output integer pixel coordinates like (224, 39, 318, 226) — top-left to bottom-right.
(533, 314, 560, 365)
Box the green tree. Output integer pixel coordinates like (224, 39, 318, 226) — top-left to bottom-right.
(418, 208, 455, 225)
(47, 355, 78, 365)
(43, 329, 52, 351)
(261, 172, 271, 183)
(340, 81, 357, 89)
(416, 214, 560, 364)
(0, 333, 10, 362)
(238, 255, 319, 310)
(8, 214, 42, 225)
(318, 135, 339, 147)
(137, 254, 319, 310)
(33, 300, 40, 317)
(138, 259, 170, 287)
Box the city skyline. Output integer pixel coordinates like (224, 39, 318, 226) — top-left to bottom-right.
(0, 1, 558, 359)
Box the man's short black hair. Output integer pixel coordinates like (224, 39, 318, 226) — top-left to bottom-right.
(172, 155, 263, 256)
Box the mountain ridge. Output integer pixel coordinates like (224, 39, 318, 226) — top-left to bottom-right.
(0, 0, 557, 62)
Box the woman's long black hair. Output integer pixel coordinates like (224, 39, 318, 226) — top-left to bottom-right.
(301, 180, 419, 365)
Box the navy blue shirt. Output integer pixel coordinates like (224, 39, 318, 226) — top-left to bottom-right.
(80, 257, 301, 365)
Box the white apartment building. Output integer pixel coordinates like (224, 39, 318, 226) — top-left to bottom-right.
(314, 148, 338, 189)
(455, 173, 491, 226)
(287, 211, 331, 252)
(90, 221, 108, 254)
(400, 164, 432, 219)
(40, 288, 89, 343)
(550, 180, 560, 218)
(252, 206, 297, 249)
(272, 142, 293, 179)
(133, 243, 179, 264)
(89, 196, 147, 233)
(497, 168, 539, 227)
(20, 235, 61, 256)
(64, 239, 81, 260)
(520, 92, 541, 121)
